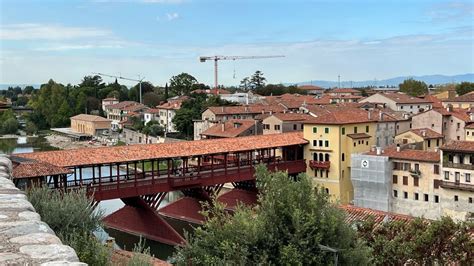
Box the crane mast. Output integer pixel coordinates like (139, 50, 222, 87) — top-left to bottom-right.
(199, 55, 285, 89)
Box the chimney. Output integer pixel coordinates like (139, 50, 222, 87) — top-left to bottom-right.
(221, 123, 225, 132)
(448, 89, 456, 100)
(379, 112, 384, 121)
(221, 106, 224, 112)
(446, 104, 453, 113)
(421, 130, 426, 137)
(368, 110, 372, 120)
(470, 113, 474, 121)
(376, 147, 381, 155)
(396, 144, 400, 152)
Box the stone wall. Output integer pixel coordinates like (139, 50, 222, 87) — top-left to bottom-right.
(0, 155, 84, 265)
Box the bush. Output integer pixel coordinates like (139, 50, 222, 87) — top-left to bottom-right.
(127, 237, 153, 266)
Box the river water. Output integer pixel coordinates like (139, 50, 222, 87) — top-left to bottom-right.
(0, 137, 189, 261)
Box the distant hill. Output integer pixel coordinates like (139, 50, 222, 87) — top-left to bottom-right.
(294, 73, 474, 89)
(0, 84, 40, 90)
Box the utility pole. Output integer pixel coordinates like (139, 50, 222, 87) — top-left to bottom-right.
(338, 75, 341, 88)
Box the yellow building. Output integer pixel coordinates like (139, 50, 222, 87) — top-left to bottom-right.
(70, 114, 112, 136)
(303, 107, 377, 204)
(395, 128, 444, 151)
(466, 124, 474, 141)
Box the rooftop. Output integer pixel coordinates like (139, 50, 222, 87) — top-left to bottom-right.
(408, 128, 444, 139)
(201, 119, 256, 138)
(304, 106, 378, 125)
(379, 92, 433, 104)
(443, 92, 474, 102)
(441, 141, 474, 153)
(340, 205, 413, 227)
(16, 132, 308, 167)
(270, 112, 313, 122)
(11, 157, 72, 179)
(105, 101, 141, 110)
(70, 114, 111, 122)
(366, 146, 440, 163)
(207, 104, 285, 115)
(430, 107, 471, 122)
(327, 88, 360, 94)
(145, 108, 160, 114)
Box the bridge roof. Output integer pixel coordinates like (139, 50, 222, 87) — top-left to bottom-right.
(16, 132, 307, 168)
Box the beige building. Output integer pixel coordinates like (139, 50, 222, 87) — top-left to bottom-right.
(466, 124, 474, 141)
(70, 114, 111, 136)
(360, 92, 433, 114)
(101, 97, 119, 112)
(105, 101, 146, 130)
(395, 128, 444, 151)
(157, 96, 189, 133)
(439, 141, 474, 220)
(201, 119, 261, 139)
(442, 92, 474, 109)
(411, 106, 472, 141)
(262, 113, 312, 135)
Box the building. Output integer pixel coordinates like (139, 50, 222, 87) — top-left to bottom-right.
(144, 108, 160, 125)
(157, 96, 189, 133)
(297, 85, 325, 98)
(191, 88, 231, 96)
(352, 146, 442, 219)
(411, 106, 472, 141)
(200, 119, 261, 139)
(262, 113, 312, 135)
(395, 128, 444, 152)
(302, 106, 377, 204)
(101, 97, 119, 112)
(466, 123, 474, 141)
(70, 114, 112, 136)
(219, 91, 264, 105)
(105, 101, 145, 130)
(360, 92, 433, 114)
(439, 141, 474, 220)
(201, 104, 285, 122)
(442, 92, 474, 109)
(326, 88, 361, 97)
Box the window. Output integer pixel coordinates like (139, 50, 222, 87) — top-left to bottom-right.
(466, 173, 471, 183)
(325, 128, 329, 134)
(431, 123, 434, 128)
(354, 127, 358, 133)
(403, 191, 408, 199)
(392, 175, 398, 184)
(413, 177, 419, 187)
(301, 124, 304, 130)
(366, 126, 369, 133)
(325, 154, 329, 161)
(428, 140, 431, 147)
(353, 142, 356, 147)
(274, 125, 281, 130)
(434, 179, 440, 189)
(393, 190, 398, 197)
(434, 195, 439, 203)
(325, 188, 329, 194)
(410, 105, 413, 109)
(424, 194, 429, 202)
(319, 140, 323, 146)
(434, 165, 439, 174)
(436, 139, 440, 146)
(414, 163, 419, 172)
(457, 122, 460, 129)
(444, 171, 449, 180)
(366, 141, 369, 145)
(469, 197, 473, 204)
(313, 127, 317, 133)
(293, 124, 297, 130)
(325, 140, 329, 147)
(403, 176, 408, 185)
(400, 106, 404, 110)
(342, 127, 345, 135)
(342, 153, 345, 161)
(414, 193, 419, 200)
(455, 172, 460, 182)
(313, 140, 317, 146)
(326, 170, 329, 178)
(454, 195, 458, 202)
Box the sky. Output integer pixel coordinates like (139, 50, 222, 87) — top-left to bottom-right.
(0, 0, 473, 87)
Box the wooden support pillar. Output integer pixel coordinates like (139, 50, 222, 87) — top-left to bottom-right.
(151, 159, 155, 185)
(53, 175, 58, 189)
(142, 160, 146, 179)
(134, 162, 138, 187)
(224, 153, 228, 176)
(211, 154, 214, 178)
(63, 174, 67, 190)
(79, 166, 83, 187)
(109, 164, 113, 182)
(237, 152, 240, 174)
(167, 159, 171, 178)
(126, 163, 129, 180)
(197, 156, 201, 176)
(73, 167, 77, 186)
(98, 165, 102, 191)
(92, 165, 95, 184)
(117, 163, 121, 189)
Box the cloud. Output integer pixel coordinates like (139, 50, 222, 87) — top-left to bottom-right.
(427, 1, 473, 22)
(33, 44, 123, 51)
(0, 23, 112, 41)
(166, 12, 179, 21)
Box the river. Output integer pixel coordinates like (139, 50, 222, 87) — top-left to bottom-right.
(0, 136, 190, 261)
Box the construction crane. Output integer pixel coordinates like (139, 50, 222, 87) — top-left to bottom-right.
(199, 55, 285, 89)
(93, 72, 145, 104)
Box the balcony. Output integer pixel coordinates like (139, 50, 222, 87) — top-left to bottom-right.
(443, 162, 474, 171)
(309, 160, 330, 170)
(439, 181, 474, 192)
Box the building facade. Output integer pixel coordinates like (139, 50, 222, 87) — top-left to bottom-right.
(360, 92, 433, 114)
(70, 114, 111, 136)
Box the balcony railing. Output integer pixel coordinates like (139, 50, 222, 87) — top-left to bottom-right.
(439, 181, 474, 192)
(443, 162, 474, 171)
(309, 160, 330, 170)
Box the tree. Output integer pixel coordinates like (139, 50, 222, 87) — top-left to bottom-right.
(0, 109, 19, 134)
(357, 216, 472, 265)
(250, 70, 266, 90)
(455, 82, 474, 96)
(169, 73, 198, 96)
(143, 121, 165, 137)
(239, 77, 251, 91)
(399, 78, 428, 96)
(143, 92, 164, 107)
(23, 85, 35, 94)
(173, 165, 371, 264)
(130, 81, 155, 102)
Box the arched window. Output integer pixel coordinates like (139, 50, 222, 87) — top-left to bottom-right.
(325, 188, 329, 194)
(325, 154, 330, 161)
(319, 153, 324, 161)
(313, 153, 317, 161)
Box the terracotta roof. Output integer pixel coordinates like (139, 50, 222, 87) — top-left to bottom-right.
(217, 189, 258, 210)
(263, 94, 322, 107)
(16, 132, 308, 167)
(207, 104, 285, 115)
(111, 250, 170, 266)
(122, 104, 147, 112)
(340, 205, 413, 227)
(407, 128, 443, 139)
(421, 94, 443, 108)
(145, 108, 160, 114)
(70, 114, 111, 122)
(329, 95, 363, 99)
(431, 107, 471, 122)
(366, 146, 440, 163)
(328, 88, 360, 94)
(158, 197, 205, 224)
(11, 158, 72, 179)
(102, 97, 118, 101)
(106, 101, 141, 110)
(298, 85, 324, 91)
(380, 93, 433, 104)
(441, 141, 474, 153)
(201, 119, 256, 138)
(443, 92, 474, 102)
(271, 113, 313, 122)
(466, 123, 474, 129)
(347, 133, 371, 139)
(304, 106, 378, 125)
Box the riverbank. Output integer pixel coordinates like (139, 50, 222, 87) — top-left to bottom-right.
(45, 134, 104, 150)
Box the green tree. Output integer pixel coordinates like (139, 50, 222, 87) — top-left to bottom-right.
(0, 109, 19, 134)
(23, 85, 35, 94)
(239, 77, 251, 91)
(169, 73, 198, 96)
(455, 81, 474, 96)
(357, 216, 473, 265)
(24, 121, 38, 135)
(249, 70, 266, 90)
(174, 165, 371, 265)
(399, 78, 428, 96)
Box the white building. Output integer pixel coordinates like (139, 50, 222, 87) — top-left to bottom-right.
(144, 108, 160, 125)
(220, 91, 264, 105)
(360, 92, 433, 114)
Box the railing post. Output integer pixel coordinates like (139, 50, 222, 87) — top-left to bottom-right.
(92, 165, 95, 184)
(98, 165, 102, 191)
(134, 161, 138, 188)
(151, 159, 155, 185)
(79, 166, 83, 187)
(224, 153, 228, 176)
(211, 154, 214, 178)
(117, 163, 121, 190)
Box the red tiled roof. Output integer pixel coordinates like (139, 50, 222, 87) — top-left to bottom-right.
(380, 93, 433, 104)
(443, 92, 474, 102)
(122, 104, 147, 112)
(217, 189, 258, 210)
(441, 141, 474, 153)
(158, 197, 205, 224)
(207, 104, 285, 115)
(145, 108, 160, 114)
(431, 107, 471, 122)
(16, 132, 308, 167)
(366, 146, 440, 163)
(201, 119, 256, 138)
(271, 113, 313, 122)
(304, 106, 377, 125)
(157, 96, 189, 110)
(340, 205, 414, 227)
(421, 94, 443, 108)
(70, 114, 111, 122)
(102, 97, 118, 101)
(466, 123, 474, 129)
(12, 159, 72, 179)
(328, 88, 360, 94)
(408, 128, 443, 139)
(106, 101, 140, 110)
